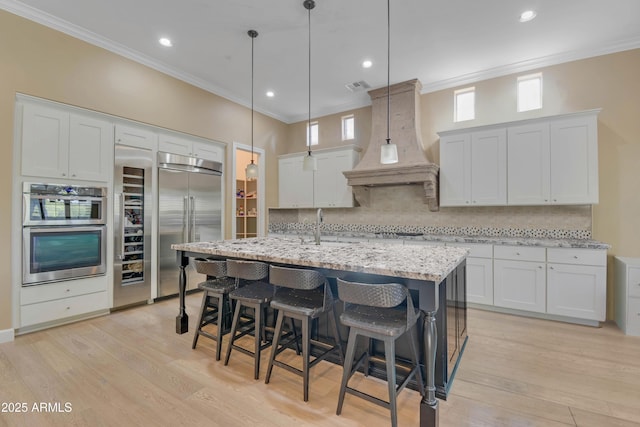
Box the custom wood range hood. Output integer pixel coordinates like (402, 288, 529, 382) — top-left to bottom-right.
(343, 79, 440, 211)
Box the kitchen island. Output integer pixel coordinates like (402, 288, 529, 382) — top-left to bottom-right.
(171, 237, 468, 427)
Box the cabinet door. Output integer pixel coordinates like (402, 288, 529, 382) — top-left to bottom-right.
(314, 150, 356, 207)
(192, 141, 223, 162)
(68, 114, 113, 182)
(494, 259, 546, 313)
(470, 128, 507, 205)
(466, 257, 493, 305)
(158, 134, 192, 156)
(439, 133, 471, 206)
(278, 156, 313, 208)
(549, 115, 598, 204)
(115, 124, 157, 150)
(21, 104, 70, 179)
(547, 263, 606, 321)
(507, 123, 550, 204)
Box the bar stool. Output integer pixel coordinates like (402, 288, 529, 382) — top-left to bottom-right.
(223, 260, 272, 379)
(191, 258, 237, 360)
(335, 278, 424, 427)
(265, 265, 344, 402)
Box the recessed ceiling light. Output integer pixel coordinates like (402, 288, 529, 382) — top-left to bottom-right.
(266, 91, 275, 97)
(519, 10, 537, 22)
(159, 37, 173, 47)
(362, 60, 373, 69)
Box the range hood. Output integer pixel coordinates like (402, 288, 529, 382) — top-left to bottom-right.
(343, 79, 439, 211)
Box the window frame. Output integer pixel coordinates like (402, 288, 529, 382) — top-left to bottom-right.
(306, 121, 319, 147)
(454, 87, 475, 122)
(341, 114, 355, 141)
(517, 72, 543, 112)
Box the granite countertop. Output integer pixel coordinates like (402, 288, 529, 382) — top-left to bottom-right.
(270, 231, 611, 250)
(172, 236, 468, 283)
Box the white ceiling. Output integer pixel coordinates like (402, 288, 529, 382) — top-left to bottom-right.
(2, 0, 640, 123)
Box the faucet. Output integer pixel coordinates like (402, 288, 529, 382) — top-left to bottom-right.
(314, 208, 323, 245)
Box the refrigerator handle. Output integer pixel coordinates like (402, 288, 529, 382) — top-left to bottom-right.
(190, 196, 196, 242)
(183, 196, 189, 243)
(117, 193, 125, 260)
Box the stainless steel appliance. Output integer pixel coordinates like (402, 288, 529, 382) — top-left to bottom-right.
(22, 183, 107, 286)
(113, 145, 153, 308)
(157, 152, 223, 297)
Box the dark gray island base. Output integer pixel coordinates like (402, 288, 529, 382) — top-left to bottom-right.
(172, 237, 468, 427)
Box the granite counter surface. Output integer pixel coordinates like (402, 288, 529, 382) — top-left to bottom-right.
(172, 236, 468, 283)
(270, 231, 610, 250)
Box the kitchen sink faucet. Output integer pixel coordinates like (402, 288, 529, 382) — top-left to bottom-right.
(314, 208, 323, 245)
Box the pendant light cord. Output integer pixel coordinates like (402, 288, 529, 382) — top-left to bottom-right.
(386, 0, 391, 145)
(248, 29, 258, 165)
(307, 1, 312, 156)
(251, 32, 255, 163)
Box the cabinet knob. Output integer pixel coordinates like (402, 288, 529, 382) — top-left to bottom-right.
(72, 174, 76, 177)
(66, 306, 70, 310)
(66, 289, 70, 292)
(62, 173, 66, 177)
(553, 199, 557, 202)
(550, 266, 554, 270)
(544, 199, 548, 202)
(516, 252, 520, 256)
(538, 265, 543, 269)
(465, 201, 469, 204)
(574, 255, 578, 259)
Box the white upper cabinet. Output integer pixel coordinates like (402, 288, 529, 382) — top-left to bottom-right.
(439, 133, 470, 206)
(549, 114, 599, 204)
(21, 103, 112, 182)
(507, 123, 551, 204)
(314, 149, 359, 207)
(470, 129, 507, 205)
(440, 128, 506, 206)
(278, 146, 360, 209)
(115, 124, 157, 150)
(439, 109, 600, 207)
(278, 155, 314, 208)
(159, 133, 223, 163)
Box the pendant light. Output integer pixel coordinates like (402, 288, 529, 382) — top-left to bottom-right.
(380, 0, 399, 165)
(302, 0, 317, 171)
(245, 29, 259, 180)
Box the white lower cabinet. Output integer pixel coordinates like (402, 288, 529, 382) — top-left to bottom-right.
(467, 258, 494, 305)
(447, 243, 493, 305)
(614, 257, 640, 336)
(547, 248, 607, 321)
(494, 259, 546, 313)
(20, 277, 109, 328)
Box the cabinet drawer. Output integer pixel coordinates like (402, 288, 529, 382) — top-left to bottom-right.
(626, 297, 640, 336)
(21, 276, 107, 305)
(20, 291, 108, 327)
(447, 242, 493, 258)
(494, 245, 545, 262)
(547, 248, 606, 266)
(628, 267, 640, 298)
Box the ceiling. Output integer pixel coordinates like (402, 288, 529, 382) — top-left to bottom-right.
(2, 0, 640, 123)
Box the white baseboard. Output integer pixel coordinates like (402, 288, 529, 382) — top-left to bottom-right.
(0, 328, 15, 344)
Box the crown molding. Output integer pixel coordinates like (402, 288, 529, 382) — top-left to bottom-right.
(3, 0, 640, 124)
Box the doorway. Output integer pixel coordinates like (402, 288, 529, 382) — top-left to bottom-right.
(232, 142, 265, 239)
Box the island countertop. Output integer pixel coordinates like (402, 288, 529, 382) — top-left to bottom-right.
(171, 236, 468, 283)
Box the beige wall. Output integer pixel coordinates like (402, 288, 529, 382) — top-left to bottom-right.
(0, 10, 288, 330)
(284, 49, 640, 318)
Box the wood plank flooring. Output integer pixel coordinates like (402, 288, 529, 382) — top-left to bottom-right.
(1, 293, 640, 426)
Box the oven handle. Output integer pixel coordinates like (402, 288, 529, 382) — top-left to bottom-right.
(25, 194, 105, 202)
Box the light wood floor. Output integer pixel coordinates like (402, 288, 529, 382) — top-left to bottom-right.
(1, 294, 640, 427)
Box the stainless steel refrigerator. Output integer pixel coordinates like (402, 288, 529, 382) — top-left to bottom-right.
(157, 152, 223, 297)
(114, 145, 153, 308)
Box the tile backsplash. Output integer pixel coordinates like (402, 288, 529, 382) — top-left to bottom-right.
(269, 185, 592, 239)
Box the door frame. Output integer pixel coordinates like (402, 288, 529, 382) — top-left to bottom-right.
(231, 142, 266, 238)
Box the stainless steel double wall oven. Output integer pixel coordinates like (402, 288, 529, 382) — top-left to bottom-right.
(22, 182, 107, 286)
